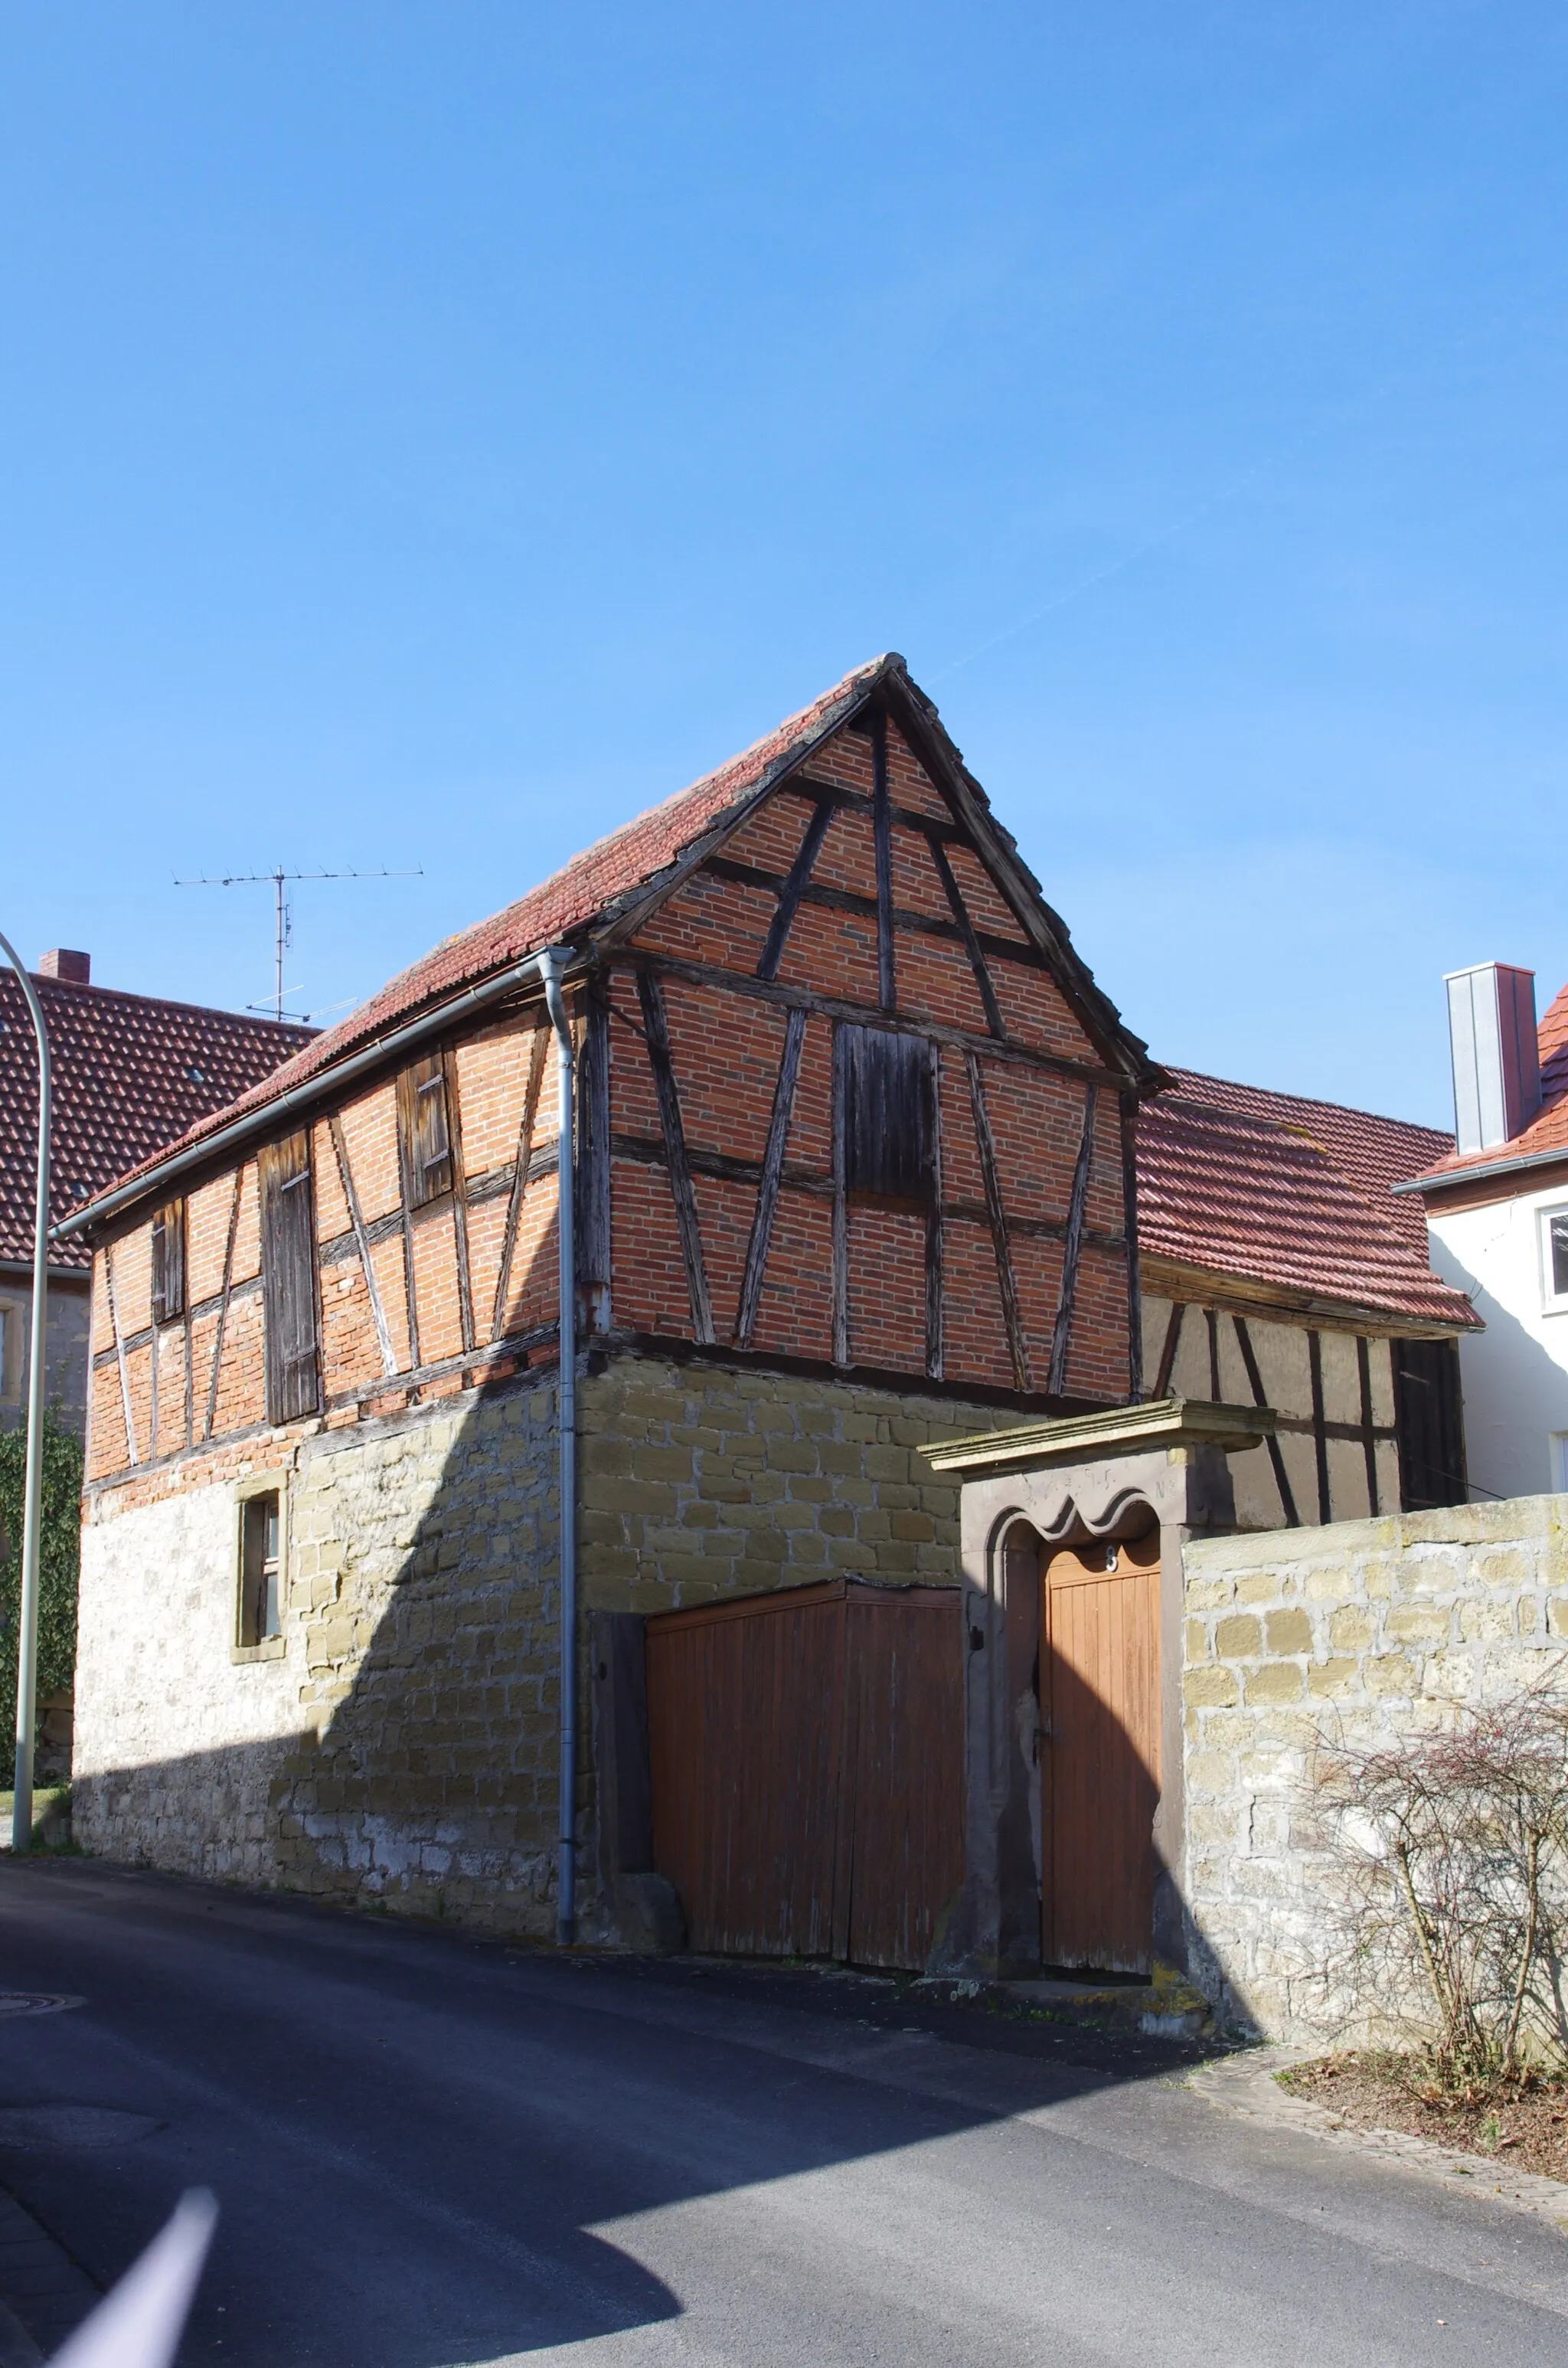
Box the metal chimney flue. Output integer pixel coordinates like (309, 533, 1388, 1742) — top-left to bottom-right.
(1446, 962, 1541, 1154)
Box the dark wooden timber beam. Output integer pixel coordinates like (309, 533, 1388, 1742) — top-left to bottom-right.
(966, 1052, 1029, 1393)
(443, 1048, 475, 1356)
(702, 854, 1044, 972)
(607, 1132, 1125, 1251)
(490, 1023, 547, 1342)
(578, 981, 613, 1334)
(872, 710, 896, 1010)
(779, 774, 969, 843)
(1357, 1335, 1380, 1515)
(1047, 1084, 1098, 1398)
(619, 951, 1123, 1091)
(925, 1039, 944, 1381)
(926, 833, 1006, 1039)
(1233, 1313, 1300, 1527)
(756, 801, 836, 983)
(831, 1027, 849, 1368)
(328, 1113, 396, 1377)
(202, 1169, 243, 1443)
(636, 970, 716, 1346)
(1119, 1090, 1143, 1402)
(735, 1007, 805, 1348)
(1308, 1329, 1332, 1525)
(1153, 1300, 1185, 1399)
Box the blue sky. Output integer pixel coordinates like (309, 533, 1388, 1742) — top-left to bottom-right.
(2, 3, 1563, 1127)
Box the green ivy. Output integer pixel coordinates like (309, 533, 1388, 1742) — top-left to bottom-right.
(0, 1410, 83, 1752)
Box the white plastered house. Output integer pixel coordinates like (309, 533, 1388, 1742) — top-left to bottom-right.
(1397, 964, 1568, 1502)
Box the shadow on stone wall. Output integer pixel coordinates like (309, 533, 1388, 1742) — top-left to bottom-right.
(77, 1352, 573, 1937)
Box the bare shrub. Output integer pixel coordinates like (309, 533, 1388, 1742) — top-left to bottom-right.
(1309, 1680, 1568, 2090)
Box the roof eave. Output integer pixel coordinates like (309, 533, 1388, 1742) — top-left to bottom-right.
(1396, 1137, 1568, 1197)
(52, 946, 590, 1248)
(1139, 1251, 1481, 1338)
(883, 671, 1167, 1097)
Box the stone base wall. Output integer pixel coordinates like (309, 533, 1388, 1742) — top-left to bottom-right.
(1180, 1494, 1568, 2042)
(73, 1350, 994, 1935)
(74, 1478, 302, 1880)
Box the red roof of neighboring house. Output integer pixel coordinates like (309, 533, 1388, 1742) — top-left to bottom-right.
(1138, 1068, 1478, 1330)
(0, 973, 312, 1272)
(1412, 979, 1568, 1188)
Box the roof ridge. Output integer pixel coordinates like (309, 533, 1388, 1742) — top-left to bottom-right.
(1169, 1063, 1454, 1145)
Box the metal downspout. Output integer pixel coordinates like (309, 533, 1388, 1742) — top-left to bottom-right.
(536, 948, 577, 1944)
(0, 933, 51, 1855)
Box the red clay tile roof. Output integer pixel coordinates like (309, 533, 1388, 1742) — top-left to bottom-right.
(1411, 980, 1568, 1189)
(1540, 982, 1568, 1101)
(1138, 1068, 1478, 1330)
(80, 654, 1159, 1222)
(86, 659, 894, 1206)
(0, 973, 312, 1272)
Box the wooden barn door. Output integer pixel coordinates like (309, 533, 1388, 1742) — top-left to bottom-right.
(645, 1582, 845, 1958)
(645, 1581, 963, 1969)
(1041, 1531, 1161, 1975)
(841, 1588, 965, 1970)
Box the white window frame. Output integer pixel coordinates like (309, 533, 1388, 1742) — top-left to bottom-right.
(1540, 1205, 1568, 1316)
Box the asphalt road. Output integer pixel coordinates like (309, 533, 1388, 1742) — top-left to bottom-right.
(3, 1859, 1568, 2366)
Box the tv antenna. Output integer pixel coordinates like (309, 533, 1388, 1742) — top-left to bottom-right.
(174, 865, 423, 1022)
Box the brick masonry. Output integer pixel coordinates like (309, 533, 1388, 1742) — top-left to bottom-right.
(74, 1352, 997, 1931)
(1179, 1493, 1568, 2041)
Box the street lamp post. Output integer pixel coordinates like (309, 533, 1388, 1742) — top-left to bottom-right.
(0, 932, 51, 1855)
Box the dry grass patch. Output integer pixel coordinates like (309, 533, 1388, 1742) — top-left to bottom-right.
(1283, 2051, 1568, 2184)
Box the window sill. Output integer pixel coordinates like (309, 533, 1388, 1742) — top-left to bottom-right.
(230, 1637, 286, 1666)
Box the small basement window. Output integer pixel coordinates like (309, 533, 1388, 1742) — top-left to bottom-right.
(1541, 1208, 1568, 1314)
(150, 1198, 186, 1325)
(397, 1053, 455, 1208)
(838, 1024, 936, 1202)
(238, 1490, 283, 1646)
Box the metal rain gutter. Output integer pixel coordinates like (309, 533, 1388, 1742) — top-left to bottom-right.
(1392, 1140, 1568, 1195)
(535, 947, 578, 1948)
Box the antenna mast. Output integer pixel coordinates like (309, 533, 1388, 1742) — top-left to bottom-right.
(175, 865, 423, 1022)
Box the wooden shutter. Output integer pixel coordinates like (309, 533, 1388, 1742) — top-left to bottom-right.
(259, 1133, 321, 1423)
(150, 1198, 186, 1325)
(840, 1025, 935, 1201)
(397, 1055, 454, 1208)
(1393, 1338, 1467, 1511)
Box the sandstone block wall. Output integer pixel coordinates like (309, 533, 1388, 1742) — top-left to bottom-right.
(1179, 1494, 1568, 2041)
(73, 1349, 995, 1937)
(578, 1355, 990, 1614)
(74, 1473, 303, 1879)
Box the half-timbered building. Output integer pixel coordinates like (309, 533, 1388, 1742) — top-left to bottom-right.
(60, 656, 1480, 1976)
(64, 656, 1166, 1952)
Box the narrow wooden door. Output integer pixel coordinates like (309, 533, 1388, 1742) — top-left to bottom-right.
(1041, 1530, 1161, 1975)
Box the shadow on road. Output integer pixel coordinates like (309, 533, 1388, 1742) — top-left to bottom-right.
(0, 1856, 1230, 2366)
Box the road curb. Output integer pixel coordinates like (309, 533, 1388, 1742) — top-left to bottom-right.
(1184, 2045, 1568, 2233)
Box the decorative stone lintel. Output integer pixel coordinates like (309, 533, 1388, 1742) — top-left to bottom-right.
(923, 1394, 1278, 1478)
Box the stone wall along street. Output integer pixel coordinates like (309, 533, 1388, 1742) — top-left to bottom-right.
(1180, 1494, 1568, 2042)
